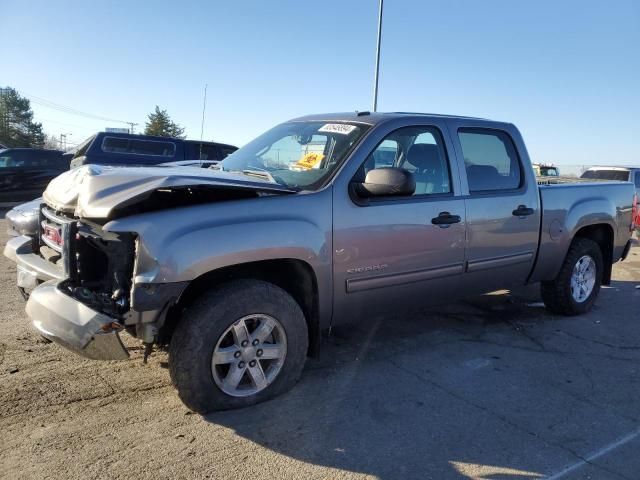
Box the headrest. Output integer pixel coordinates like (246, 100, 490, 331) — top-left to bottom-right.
(466, 164, 500, 191)
(406, 144, 441, 171)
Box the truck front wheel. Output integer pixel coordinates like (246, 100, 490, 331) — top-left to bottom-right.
(169, 279, 308, 413)
(541, 237, 603, 316)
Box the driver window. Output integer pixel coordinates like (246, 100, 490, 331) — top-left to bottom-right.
(359, 126, 451, 196)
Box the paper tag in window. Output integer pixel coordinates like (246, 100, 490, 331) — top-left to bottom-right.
(318, 123, 357, 135)
(294, 152, 324, 170)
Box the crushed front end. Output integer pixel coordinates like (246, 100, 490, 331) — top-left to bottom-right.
(25, 205, 137, 360)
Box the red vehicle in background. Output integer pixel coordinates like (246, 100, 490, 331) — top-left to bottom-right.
(633, 194, 639, 232)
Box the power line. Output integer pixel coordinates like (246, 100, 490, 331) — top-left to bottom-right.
(33, 116, 102, 132)
(19, 90, 136, 125)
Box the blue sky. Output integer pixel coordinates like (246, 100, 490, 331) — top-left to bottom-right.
(2, 0, 638, 166)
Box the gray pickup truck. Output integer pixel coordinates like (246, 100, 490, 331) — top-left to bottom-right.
(5, 112, 636, 412)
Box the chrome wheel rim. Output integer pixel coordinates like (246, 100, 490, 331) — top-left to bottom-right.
(211, 314, 287, 397)
(571, 255, 596, 303)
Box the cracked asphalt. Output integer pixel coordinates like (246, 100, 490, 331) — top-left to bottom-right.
(1, 218, 639, 480)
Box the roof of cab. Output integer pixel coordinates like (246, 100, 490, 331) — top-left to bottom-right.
(290, 111, 493, 125)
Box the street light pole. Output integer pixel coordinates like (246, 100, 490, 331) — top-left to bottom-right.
(372, 0, 384, 112)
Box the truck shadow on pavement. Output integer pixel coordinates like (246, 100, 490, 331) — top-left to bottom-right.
(204, 279, 640, 479)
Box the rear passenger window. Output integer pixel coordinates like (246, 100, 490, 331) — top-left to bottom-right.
(102, 137, 176, 157)
(459, 129, 521, 192)
(199, 144, 220, 160)
(635, 173, 640, 188)
(359, 125, 451, 196)
(185, 143, 221, 160)
(220, 146, 237, 158)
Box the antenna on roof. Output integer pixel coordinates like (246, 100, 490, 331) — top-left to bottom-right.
(199, 84, 208, 166)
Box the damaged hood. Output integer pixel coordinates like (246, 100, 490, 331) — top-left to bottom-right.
(43, 165, 297, 218)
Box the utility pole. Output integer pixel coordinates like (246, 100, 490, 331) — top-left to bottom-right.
(59, 133, 71, 150)
(372, 0, 384, 112)
(127, 122, 138, 134)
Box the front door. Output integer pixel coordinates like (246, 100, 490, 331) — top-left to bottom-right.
(332, 123, 467, 325)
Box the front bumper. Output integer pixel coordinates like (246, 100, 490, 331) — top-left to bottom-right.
(4, 235, 63, 289)
(26, 280, 129, 361)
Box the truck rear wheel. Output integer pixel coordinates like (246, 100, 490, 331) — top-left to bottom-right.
(541, 237, 603, 316)
(169, 279, 308, 413)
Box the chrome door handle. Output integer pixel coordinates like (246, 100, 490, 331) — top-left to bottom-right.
(512, 205, 534, 217)
(431, 212, 461, 227)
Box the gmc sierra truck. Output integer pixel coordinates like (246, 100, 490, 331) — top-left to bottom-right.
(4, 112, 636, 413)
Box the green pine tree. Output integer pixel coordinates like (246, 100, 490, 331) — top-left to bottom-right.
(0, 87, 45, 147)
(144, 106, 186, 138)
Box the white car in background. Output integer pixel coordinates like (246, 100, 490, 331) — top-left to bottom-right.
(580, 166, 640, 194)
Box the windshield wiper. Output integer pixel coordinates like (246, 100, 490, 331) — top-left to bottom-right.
(222, 167, 298, 190)
(240, 168, 277, 183)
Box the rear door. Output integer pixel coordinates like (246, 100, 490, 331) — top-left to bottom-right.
(331, 120, 467, 323)
(447, 120, 541, 294)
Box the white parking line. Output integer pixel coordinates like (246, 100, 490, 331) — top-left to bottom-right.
(546, 427, 640, 479)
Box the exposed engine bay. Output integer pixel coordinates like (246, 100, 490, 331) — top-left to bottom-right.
(58, 219, 135, 318)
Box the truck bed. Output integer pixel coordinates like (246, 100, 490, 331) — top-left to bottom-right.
(530, 180, 634, 283)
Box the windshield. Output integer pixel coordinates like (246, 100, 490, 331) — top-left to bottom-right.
(221, 121, 370, 189)
(581, 169, 630, 181)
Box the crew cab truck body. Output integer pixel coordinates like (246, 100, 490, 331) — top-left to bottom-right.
(6, 113, 635, 412)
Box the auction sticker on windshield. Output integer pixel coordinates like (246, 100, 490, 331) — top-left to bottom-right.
(318, 123, 357, 135)
(294, 152, 324, 170)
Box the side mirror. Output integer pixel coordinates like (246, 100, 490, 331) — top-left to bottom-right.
(354, 167, 416, 198)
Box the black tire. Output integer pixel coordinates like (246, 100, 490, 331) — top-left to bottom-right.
(541, 237, 603, 316)
(169, 279, 308, 413)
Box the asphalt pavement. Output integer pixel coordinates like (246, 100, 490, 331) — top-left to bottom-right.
(1, 219, 639, 480)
